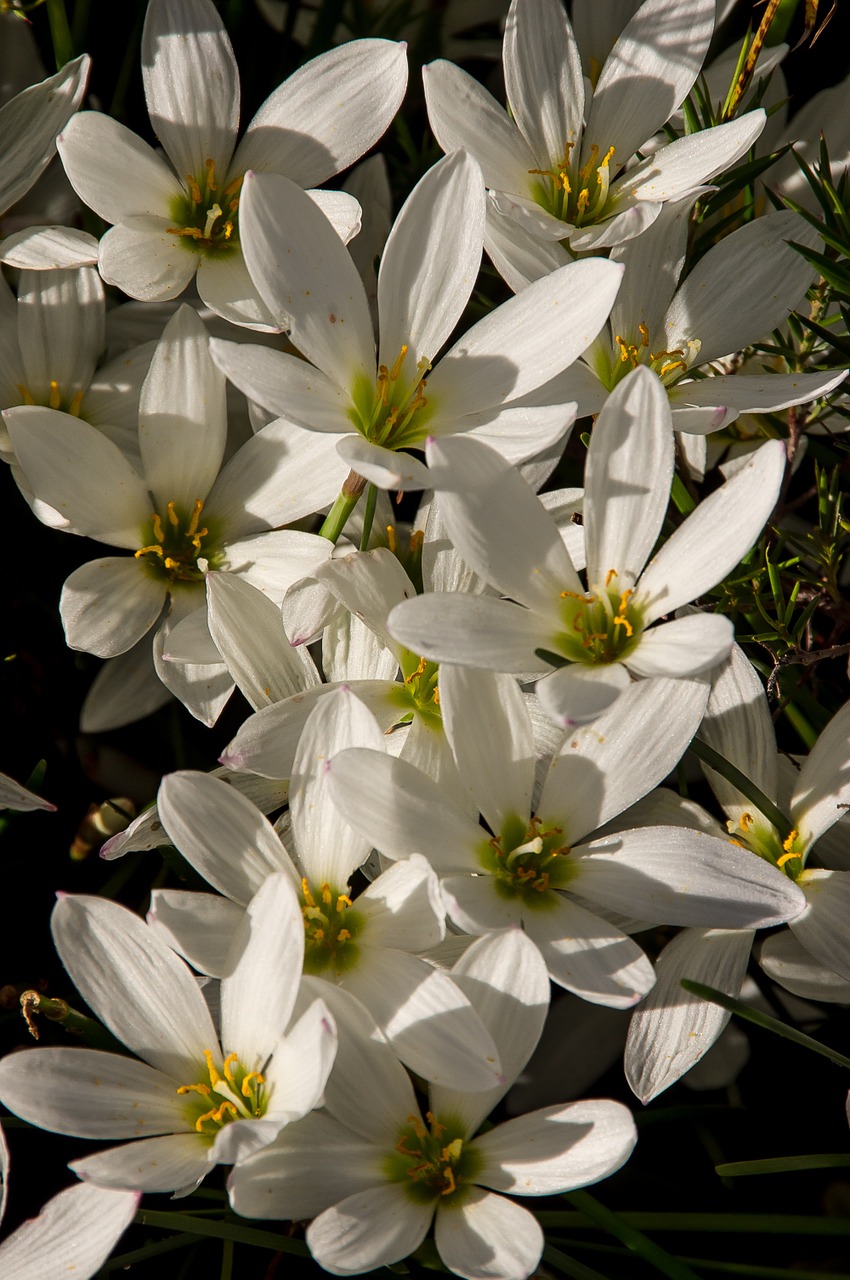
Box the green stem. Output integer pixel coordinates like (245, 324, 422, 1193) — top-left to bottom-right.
(359, 482, 378, 551)
(716, 1154, 850, 1177)
(46, 0, 74, 66)
(689, 737, 794, 840)
(319, 471, 367, 543)
(540, 1211, 850, 1234)
(542, 1244, 609, 1280)
(18, 991, 124, 1052)
(97, 1233, 199, 1274)
(670, 472, 697, 516)
(562, 1191, 701, 1280)
(132, 1212, 310, 1255)
(680, 979, 850, 1070)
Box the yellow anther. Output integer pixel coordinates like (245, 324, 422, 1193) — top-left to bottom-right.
(534, 872, 550, 892)
(241, 1071, 265, 1097)
(658, 359, 688, 378)
(638, 322, 650, 347)
(166, 501, 180, 527)
(776, 850, 799, 869)
(222, 221, 233, 239)
(135, 544, 164, 559)
(312, 927, 325, 941)
(573, 615, 584, 632)
(396, 1134, 422, 1157)
(560, 589, 594, 601)
(150, 512, 165, 542)
(426, 1112, 446, 1137)
(205, 157, 217, 191)
(441, 1167, 457, 1196)
(409, 530, 424, 554)
(186, 175, 202, 205)
(782, 828, 800, 853)
(166, 225, 206, 240)
(613, 615, 633, 637)
(576, 188, 590, 215)
(578, 144, 599, 185)
(386, 524, 397, 553)
(69, 389, 85, 417)
(389, 345, 409, 381)
(619, 588, 634, 611)
(408, 1113, 428, 1141)
(186, 499, 204, 537)
(195, 1101, 237, 1132)
(336, 894, 352, 912)
(597, 145, 615, 174)
(301, 878, 314, 908)
(432, 686, 440, 706)
(48, 380, 61, 410)
(163, 556, 181, 571)
(614, 335, 633, 364)
(405, 655, 428, 685)
(605, 569, 618, 587)
(223, 1052, 239, 1083)
(337, 929, 351, 943)
(321, 884, 333, 906)
(203, 1049, 221, 1087)
(16, 383, 36, 405)
(740, 812, 754, 832)
(191, 527, 208, 553)
(224, 173, 244, 199)
(176, 1082, 211, 1097)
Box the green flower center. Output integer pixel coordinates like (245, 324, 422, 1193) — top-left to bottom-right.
(593, 324, 702, 392)
(301, 879, 364, 976)
(552, 575, 645, 665)
(177, 1048, 268, 1142)
(727, 813, 807, 880)
(385, 1111, 480, 1205)
(478, 813, 573, 905)
(349, 344, 433, 449)
(168, 158, 242, 257)
(388, 651, 442, 731)
(135, 498, 221, 584)
(529, 139, 616, 228)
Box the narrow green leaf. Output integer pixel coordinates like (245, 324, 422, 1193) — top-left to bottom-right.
(132, 1212, 310, 1255)
(539, 1211, 850, 1234)
(716, 1153, 850, 1177)
(688, 738, 793, 839)
(542, 1244, 609, 1280)
(562, 1191, 701, 1280)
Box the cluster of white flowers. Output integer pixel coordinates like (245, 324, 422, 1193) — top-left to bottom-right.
(0, 0, 849, 1275)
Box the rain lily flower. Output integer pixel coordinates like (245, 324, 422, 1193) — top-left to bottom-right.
(424, 0, 765, 256)
(0, 1183, 139, 1280)
(3, 305, 341, 723)
(0, 876, 336, 1193)
(388, 367, 786, 726)
(56, 0, 407, 327)
(229, 929, 638, 1279)
(0, 770, 54, 812)
(326, 666, 805, 1007)
(151, 688, 506, 1090)
(212, 149, 621, 501)
(625, 642, 850, 1101)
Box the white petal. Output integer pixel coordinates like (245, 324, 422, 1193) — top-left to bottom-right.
(388, 592, 551, 673)
(572, 826, 806, 928)
(584, 365, 673, 585)
(625, 613, 733, 677)
(51, 895, 219, 1079)
(17, 265, 103, 401)
(484, 198, 570, 292)
(152, 610, 233, 726)
(791, 699, 850, 847)
(0, 772, 54, 812)
(625, 111, 766, 205)
(139, 304, 227, 510)
(79, 636, 172, 734)
(336, 436, 432, 490)
(436, 1189, 542, 1280)
(343, 948, 503, 1091)
(291, 685, 388, 886)
(0, 1182, 138, 1280)
(585, 0, 714, 164)
(195, 250, 278, 331)
(426, 433, 580, 613)
(209, 338, 351, 430)
(625, 927, 753, 1101)
(529, 894, 656, 1007)
(441, 666, 535, 833)
(261, 998, 337, 1124)
(428, 259, 624, 414)
(699, 640, 778, 817)
(234, 39, 408, 188)
(671, 368, 848, 414)
(760, 929, 850, 1002)
(0, 55, 90, 215)
(57, 110, 183, 223)
(790, 870, 850, 982)
(98, 218, 199, 302)
(475, 1099, 637, 1194)
(70, 1134, 211, 1194)
(378, 150, 484, 383)
(609, 191, 692, 339)
(464, 402, 577, 465)
(60, 558, 165, 658)
(504, 0, 584, 164)
(307, 1184, 433, 1275)
(423, 59, 536, 194)
(637, 440, 786, 622)
(240, 171, 375, 379)
(535, 662, 631, 728)
(5, 407, 151, 546)
(540, 675, 709, 842)
(157, 770, 297, 904)
(221, 873, 304, 1066)
(148, 888, 245, 978)
(357, 854, 446, 952)
(0, 1047, 185, 1138)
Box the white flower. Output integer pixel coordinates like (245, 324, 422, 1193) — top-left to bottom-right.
(0, 54, 89, 218)
(326, 666, 805, 1007)
(387, 367, 786, 726)
(0, 877, 336, 1193)
(0, 1183, 138, 1280)
(212, 148, 621, 488)
(229, 930, 638, 1280)
(424, 0, 765, 256)
(56, 0, 406, 327)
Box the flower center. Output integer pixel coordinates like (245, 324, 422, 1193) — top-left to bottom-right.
(135, 498, 217, 584)
(177, 1049, 267, 1140)
(478, 813, 573, 904)
(167, 158, 242, 257)
(349, 344, 432, 450)
(553, 571, 644, 665)
(529, 140, 616, 227)
(727, 813, 807, 879)
(16, 380, 85, 416)
(388, 652, 442, 730)
(301, 879, 364, 976)
(597, 324, 702, 391)
(385, 1111, 480, 1205)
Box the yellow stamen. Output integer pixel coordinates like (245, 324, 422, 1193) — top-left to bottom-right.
(203, 1049, 221, 1087)
(578, 144, 599, 186)
(16, 384, 36, 405)
(48, 380, 61, 410)
(337, 929, 351, 943)
(186, 499, 204, 537)
(222, 1052, 239, 1083)
(321, 884, 333, 906)
(389, 344, 408, 381)
(166, 501, 180, 527)
(638, 322, 650, 347)
(69, 389, 85, 417)
(386, 524, 397, 553)
(613, 615, 633, 637)
(186, 175, 202, 205)
(782, 828, 800, 852)
(605, 569, 618, 587)
(426, 1112, 446, 1137)
(205, 157, 217, 191)
(576, 188, 590, 215)
(135, 544, 164, 559)
(659, 359, 688, 378)
(176, 1082, 211, 1097)
(776, 850, 799, 869)
(241, 1071, 265, 1097)
(301, 877, 315, 907)
(336, 894, 353, 912)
